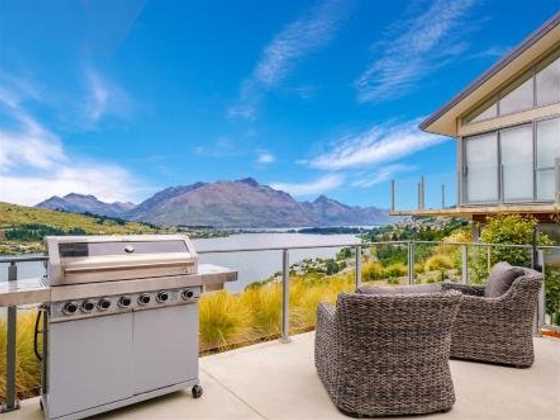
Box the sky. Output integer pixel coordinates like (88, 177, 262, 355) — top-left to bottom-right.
(0, 0, 558, 209)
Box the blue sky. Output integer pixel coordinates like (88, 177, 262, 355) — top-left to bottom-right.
(0, 0, 558, 208)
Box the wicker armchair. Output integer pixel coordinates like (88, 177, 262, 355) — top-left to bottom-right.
(442, 267, 543, 368)
(315, 291, 462, 417)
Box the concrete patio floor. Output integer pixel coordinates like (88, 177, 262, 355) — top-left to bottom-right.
(6, 332, 560, 420)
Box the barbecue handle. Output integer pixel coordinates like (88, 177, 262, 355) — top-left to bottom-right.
(34, 308, 44, 361)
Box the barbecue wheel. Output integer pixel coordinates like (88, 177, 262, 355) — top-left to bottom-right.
(192, 384, 203, 399)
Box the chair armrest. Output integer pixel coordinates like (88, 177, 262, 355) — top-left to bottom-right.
(442, 282, 485, 296)
(317, 302, 336, 325)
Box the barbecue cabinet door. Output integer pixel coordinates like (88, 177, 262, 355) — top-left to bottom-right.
(47, 313, 134, 418)
(132, 304, 198, 394)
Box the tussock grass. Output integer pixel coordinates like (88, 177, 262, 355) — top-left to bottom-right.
(0, 309, 41, 401)
(199, 290, 252, 351)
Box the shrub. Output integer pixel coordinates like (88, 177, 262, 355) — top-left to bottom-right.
(414, 262, 425, 275)
(384, 262, 407, 278)
(362, 261, 385, 282)
(0, 309, 41, 401)
(424, 254, 454, 272)
(241, 283, 282, 337)
(478, 214, 559, 323)
(199, 291, 252, 351)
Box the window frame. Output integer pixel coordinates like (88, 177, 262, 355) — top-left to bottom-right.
(461, 115, 560, 206)
(462, 46, 560, 126)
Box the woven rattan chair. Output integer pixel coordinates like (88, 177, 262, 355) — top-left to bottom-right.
(442, 267, 543, 368)
(315, 290, 462, 417)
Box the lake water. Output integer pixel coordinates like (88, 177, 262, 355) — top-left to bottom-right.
(1, 233, 360, 292)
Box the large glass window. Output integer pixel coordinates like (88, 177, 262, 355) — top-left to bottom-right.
(465, 133, 498, 202)
(463, 48, 560, 125)
(501, 125, 533, 201)
(536, 117, 560, 200)
(467, 99, 498, 123)
(536, 55, 560, 106)
(499, 76, 534, 115)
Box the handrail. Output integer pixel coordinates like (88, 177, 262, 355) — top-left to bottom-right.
(1, 239, 558, 263)
(1, 238, 559, 412)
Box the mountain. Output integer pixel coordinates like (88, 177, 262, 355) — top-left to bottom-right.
(127, 178, 314, 227)
(302, 195, 389, 227)
(35, 179, 390, 227)
(36, 193, 135, 218)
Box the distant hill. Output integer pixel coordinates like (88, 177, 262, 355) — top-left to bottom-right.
(33, 178, 391, 228)
(0, 202, 156, 236)
(36, 193, 135, 218)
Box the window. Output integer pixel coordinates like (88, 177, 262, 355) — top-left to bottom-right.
(466, 99, 498, 123)
(536, 54, 560, 106)
(464, 118, 559, 204)
(536, 117, 560, 200)
(500, 125, 533, 201)
(465, 133, 498, 202)
(463, 48, 560, 125)
(499, 75, 534, 115)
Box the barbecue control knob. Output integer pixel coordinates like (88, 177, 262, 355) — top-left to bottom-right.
(156, 291, 169, 303)
(97, 298, 111, 311)
(62, 302, 78, 315)
(182, 289, 195, 300)
(118, 296, 132, 308)
(138, 294, 151, 305)
(81, 300, 95, 313)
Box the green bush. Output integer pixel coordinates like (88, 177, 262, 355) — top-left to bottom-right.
(384, 262, 407, 278)
(362, 261, 384, 282)
(424, 254, 454, 272)
(477, 215, 559, 323)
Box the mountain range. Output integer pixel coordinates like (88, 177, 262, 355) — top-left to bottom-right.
(36, 178, 390, 227)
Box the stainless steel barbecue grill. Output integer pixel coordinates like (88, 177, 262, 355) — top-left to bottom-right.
(35, 234, 236, 420)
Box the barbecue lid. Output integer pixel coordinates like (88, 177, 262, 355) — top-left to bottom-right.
(45, 235, 198, 286)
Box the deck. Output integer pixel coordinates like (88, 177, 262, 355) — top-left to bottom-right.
(5, 332, 560, 420)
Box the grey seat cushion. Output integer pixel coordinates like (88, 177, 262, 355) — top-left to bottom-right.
(357, 283, 442, 295)
(484, 262, 526, 298)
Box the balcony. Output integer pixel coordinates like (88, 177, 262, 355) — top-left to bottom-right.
(3, 331, 559, 419)
(1, 241, 559, 419)
(388, 169, 560, 218)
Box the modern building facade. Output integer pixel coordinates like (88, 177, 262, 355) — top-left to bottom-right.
(392, 11, 560, 238)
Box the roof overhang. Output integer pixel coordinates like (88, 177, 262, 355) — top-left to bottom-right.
(420, 11, 560, 138)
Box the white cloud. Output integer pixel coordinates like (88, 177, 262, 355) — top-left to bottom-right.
(271, 174, 343, 197)
(229, 0, 348, 119)
(352, 164, 415, 188)
(355, 0, 476, 103)
(193, 137, 242, 158)
(306, 119, 446, 170)
(256, 151, 275, 165)
(84, 68, 131, 125)
(0, 74, 145, 206)
(254, 0, 345, 87)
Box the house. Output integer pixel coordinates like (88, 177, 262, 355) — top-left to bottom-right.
(391, 11, 560, 239)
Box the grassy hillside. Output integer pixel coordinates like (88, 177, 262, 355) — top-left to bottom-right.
(0, 202, 158, 255)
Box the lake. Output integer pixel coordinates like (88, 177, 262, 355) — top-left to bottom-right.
(0, 233, 361, 292)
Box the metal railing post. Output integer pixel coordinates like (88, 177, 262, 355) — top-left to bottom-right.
(421, 176, 425, 209)
(555, 158, 560, 205)
(280, 249, 291, 343)
(390, 180, 395, 212)
(535, 250, 546, 336)
(1, 262, 20, 413)
(487, 246, 492, 273)
(354, 245, 362, 289)
(407, 241, 415, 284)
(461, 245, 469, 285)
(441, 184, 446, 209)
